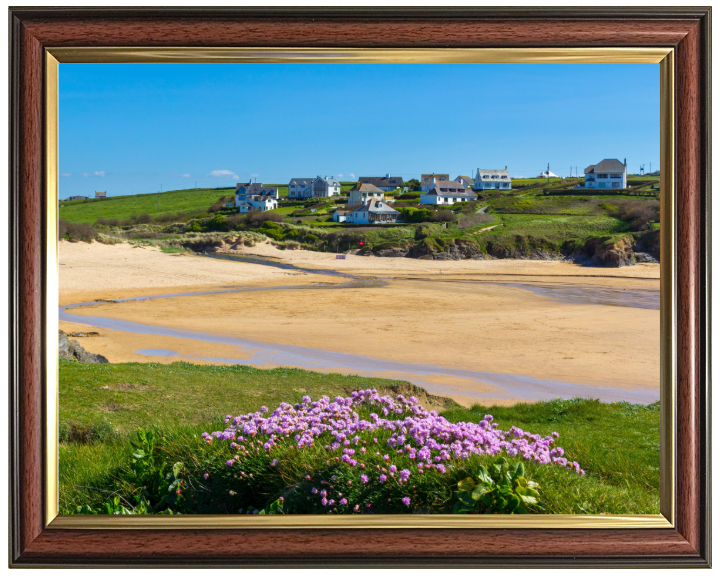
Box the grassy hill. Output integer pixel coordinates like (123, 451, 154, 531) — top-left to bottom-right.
(60, 182, 359, 224)
(59, 188, 235, 224)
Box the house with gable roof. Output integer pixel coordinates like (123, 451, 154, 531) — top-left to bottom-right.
(356, 174, 404, 192)
(346, 199, 401, 224)
(421, 181, 478, 205)
(288, 177, 315, 199)
(235, 182, 279, 205)
(420, 173, 450, 192)
(473, 168, 512, 191)
(312, 176, 341, 197)
(455, 175, 474, 189)
(348, 182, 385, 206)
(584, 159, 627, 189)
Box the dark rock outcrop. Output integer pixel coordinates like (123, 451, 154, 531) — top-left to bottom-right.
(59, 330, 109, 363)
(580, 236, 636, 267)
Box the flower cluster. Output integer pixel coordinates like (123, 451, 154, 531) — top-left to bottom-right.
(203, 389, 583, 474)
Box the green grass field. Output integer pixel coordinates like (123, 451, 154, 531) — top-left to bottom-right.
(59, 360, 659, 516)
(60, 188, 235, 224)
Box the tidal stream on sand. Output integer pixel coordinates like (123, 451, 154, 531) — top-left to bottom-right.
(60, 253, 660, 404)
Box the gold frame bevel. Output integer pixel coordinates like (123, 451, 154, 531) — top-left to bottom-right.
(46, 47, 675, 530)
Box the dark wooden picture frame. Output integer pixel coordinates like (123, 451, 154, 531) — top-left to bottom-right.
(9, 7, 710, 567)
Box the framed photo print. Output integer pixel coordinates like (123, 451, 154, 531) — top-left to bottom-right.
(9, 7, 710, 568)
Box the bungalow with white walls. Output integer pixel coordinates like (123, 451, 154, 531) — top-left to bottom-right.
(237, 195, 278, 213)
(584, 159, 627, 189)
(236, 182, 279, 204)
(356, 175, 404, 192)
(346, 199, 400, 224)
(348, 183, 385, 206)
(420, 173, 450, 192)
(473, 168, 512, 191)
(331, 209, 349, 222)
(421, 182, 478, 205)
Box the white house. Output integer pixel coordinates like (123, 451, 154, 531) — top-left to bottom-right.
(236, 182, 279, 204)
(421, 182, 478, 205)
(348, 183, 385, 206)
(584, 159, 627, 189)
(346, 199, 401, 224)
(237, 195, 278, 213)
(312, 176, 341, 197)
(455, 175, 474, 189)
(420, 173, 450, 192)
(288, 177, 315, 199)
(356, 175, 404, 192)
(331, 209, 349, 222)
(473, 168, 512, 191)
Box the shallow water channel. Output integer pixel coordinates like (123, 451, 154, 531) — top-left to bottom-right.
(60, 253, 660, 405)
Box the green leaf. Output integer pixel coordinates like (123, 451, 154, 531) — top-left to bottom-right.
(457, 477, 476, 492)
(172, 461, 184, 478)
(476, 466, 493, 485)
(471, 484, 493, 501)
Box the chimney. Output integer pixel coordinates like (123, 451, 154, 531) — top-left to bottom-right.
(624, 158, 627, 167)
(386, 173, 390, 177)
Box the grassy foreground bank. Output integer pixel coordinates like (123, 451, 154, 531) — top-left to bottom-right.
(60, 359, 660, 515)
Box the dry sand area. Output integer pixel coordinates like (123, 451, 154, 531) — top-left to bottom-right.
(60, 240, 661, 406)
(59, 240, 344, 305)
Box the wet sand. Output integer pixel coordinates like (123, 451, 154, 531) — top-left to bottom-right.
(60, 241, 660, 407)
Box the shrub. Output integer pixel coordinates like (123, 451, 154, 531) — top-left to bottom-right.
(305, 234, 319, 243)
(205, 214, 228, 232)
(249, 211, 283, 228)
(59, 219, 98, 242)
(608, 199, 660, 231)
(431, 210, 457, 223)
(186, 221, 203, 233)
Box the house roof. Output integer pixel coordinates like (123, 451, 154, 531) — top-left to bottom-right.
(349, 182, 385, 194)
(315, 176, 340, 186)
(350, 199, 400, 215)
(475, 168, 511, 179)
(584, 159, 626, 174)
(357, 176, 404, 188)
(289, 178, 314, 187)
(426, 183, 478, 197)
(455, 175, 474, 187)
(236, 183, 278, 195)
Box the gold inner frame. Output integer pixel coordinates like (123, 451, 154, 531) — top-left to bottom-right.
(45, 47, 675, 529)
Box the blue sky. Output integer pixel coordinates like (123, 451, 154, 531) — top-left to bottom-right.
(59, 63, 659, 198)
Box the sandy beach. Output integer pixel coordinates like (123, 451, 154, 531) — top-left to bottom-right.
(60, 240, 660, 406)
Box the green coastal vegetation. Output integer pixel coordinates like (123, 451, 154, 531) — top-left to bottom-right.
(59, 359, 660, 516)
(59, 175, 660, 265)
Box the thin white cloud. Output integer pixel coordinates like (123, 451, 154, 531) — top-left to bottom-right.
(94, 171, 106, 177)
(81, 172, 89, 177)
(348, 173, 356, 179)
(208, 169, 239, 180)
(250, 173, 259, 178)
(180, 174, 191, 178)
(337, 174, 343, 178)
(60, 172, 71, 177)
